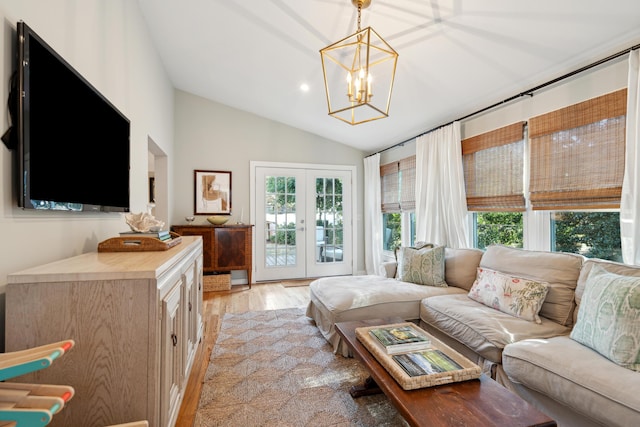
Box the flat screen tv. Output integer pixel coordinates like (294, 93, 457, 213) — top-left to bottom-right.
(6, 21, 130, 212)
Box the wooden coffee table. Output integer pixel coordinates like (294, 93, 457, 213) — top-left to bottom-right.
(336, 319, 557, 427)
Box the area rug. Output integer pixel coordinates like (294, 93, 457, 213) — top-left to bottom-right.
(194, 307, 408, 426)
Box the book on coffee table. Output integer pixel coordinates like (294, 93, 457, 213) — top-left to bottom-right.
(369, 324, 431, 355)
(393, 349, 463, 377)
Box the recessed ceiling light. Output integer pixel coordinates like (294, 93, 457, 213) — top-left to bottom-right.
(300, 83, 310, 92)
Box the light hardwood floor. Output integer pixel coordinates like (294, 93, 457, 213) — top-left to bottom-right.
(175, 282, 312, 427)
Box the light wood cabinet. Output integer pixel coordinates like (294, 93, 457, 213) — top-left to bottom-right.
(161, 281, 183, 427)
(5, 236, 203, 427)
(171, 224, 253, 285)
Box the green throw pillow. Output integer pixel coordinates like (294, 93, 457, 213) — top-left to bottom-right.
(397, 245, 447, 287)
(570, 265, 640, 371)
(394, 242, 434, 279)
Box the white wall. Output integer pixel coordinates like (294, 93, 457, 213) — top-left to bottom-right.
(0, 0, 175, 348)
(172, 90, 367, 274)
(462, 56, 629, 138)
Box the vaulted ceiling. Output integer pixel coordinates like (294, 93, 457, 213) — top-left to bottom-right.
(138, 0, 640, 153)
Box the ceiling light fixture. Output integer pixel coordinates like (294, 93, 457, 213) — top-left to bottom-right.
(320, 0, 398, 125)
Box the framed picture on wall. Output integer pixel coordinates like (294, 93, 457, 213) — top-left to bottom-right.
(194, 170, 232, 215)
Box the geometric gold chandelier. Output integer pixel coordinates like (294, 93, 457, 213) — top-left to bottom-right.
(320, 0, 398, 125)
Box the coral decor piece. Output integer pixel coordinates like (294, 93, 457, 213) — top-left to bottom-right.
(125, 212, 165, 232)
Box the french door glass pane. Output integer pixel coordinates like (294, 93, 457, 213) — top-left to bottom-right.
(315, 177, 343, 263)
(265, 175, 297, 267)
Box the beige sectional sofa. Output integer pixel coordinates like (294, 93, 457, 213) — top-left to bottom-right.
(305, 244, 640, 427)
(305, 247, 482, 357)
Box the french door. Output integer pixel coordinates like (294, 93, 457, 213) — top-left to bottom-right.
(253, 163, 353, 281)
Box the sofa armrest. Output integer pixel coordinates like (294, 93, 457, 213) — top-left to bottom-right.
(381, 261, 397, 278)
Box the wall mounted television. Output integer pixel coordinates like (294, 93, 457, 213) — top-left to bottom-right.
(4, 21, 130, 212)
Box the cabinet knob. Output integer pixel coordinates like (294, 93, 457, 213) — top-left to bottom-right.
(171, 333, 178, 346)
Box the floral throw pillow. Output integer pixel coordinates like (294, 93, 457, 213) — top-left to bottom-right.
(397, 245, 447, 287)
(570, 265, 640, 371)
(468, 268, 549, 324)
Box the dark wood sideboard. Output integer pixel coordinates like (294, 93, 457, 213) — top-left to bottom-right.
(171, 224, 253, 286)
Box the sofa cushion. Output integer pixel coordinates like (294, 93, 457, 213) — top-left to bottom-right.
(468, 267, 549, 324)
(444, 247, 484, 291)
(503, 336, 640, 427)
(420, 294, 569, 363)
(309, 275, 463, 320)
(480, 245, 583, 326)
(397, 245, 447, 287)
(570, 264, 640, 371)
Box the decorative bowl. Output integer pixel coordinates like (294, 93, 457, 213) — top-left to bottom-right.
(207, 215, 229, 225)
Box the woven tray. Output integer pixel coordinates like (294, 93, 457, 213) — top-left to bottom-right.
(356, 322, 481, 390)
(98, 232, 182, 252)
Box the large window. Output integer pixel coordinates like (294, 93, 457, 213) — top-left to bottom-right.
(382, 212, 400, 251)
(552, 212, 622, 261)
(463, 90, 625, 256)
(464, 123, 526, 250)
(382, 212, 416, 251)
(529, 90, 626, 258)
(381, 157, 416, 252)
(383, 89, 626, 258)
(474, 212, 523, 249)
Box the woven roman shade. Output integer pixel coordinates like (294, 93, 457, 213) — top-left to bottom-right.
(462, 122, 526, 211)
(529, 89, 626, 210)
(380, 155, 416, 212)
(381, 162, 400, 212)
(399, 156, 416, 211)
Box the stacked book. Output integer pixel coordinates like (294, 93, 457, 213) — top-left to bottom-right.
(369, 324, 431, 355)
(369, 324, 464, 377)
(392, 349, 464, 377)
(119, 230, 172, 241)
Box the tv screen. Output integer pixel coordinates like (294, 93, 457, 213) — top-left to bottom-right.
(13, 21, 130, 212)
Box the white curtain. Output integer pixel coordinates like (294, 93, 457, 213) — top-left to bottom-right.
(621, 49, 640, 265)
(364, 153, 384, 274)
(415, 121, 470, 248)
